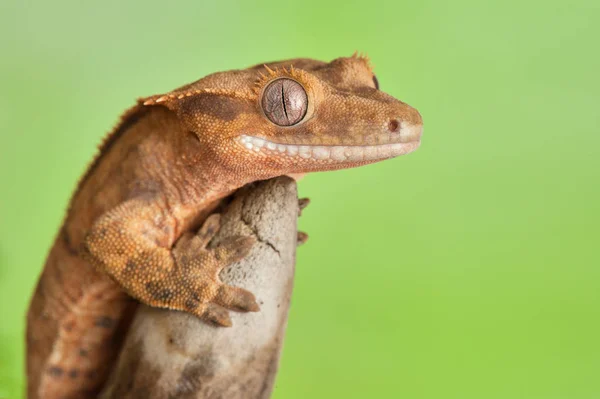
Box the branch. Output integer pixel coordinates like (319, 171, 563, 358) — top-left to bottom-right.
(100, 177, 299, 399)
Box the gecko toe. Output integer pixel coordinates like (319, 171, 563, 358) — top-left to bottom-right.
(213, 235, 256, 264)
(215, 285, 260, 312)
(201, 303, 233, 327)
(297, 231, 309, 246)
(298, 197, 310, 215)
(195, 213, 222, 248)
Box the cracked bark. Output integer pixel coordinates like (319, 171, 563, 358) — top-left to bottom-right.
(99, 177, 299, 399)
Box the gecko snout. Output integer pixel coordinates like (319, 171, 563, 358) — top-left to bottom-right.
(396, 120, 423, 143)
(382, 116, 422, 145)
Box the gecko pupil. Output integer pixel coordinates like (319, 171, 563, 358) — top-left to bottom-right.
(261, 78, 308, 126)
(373, 75, 380, 90)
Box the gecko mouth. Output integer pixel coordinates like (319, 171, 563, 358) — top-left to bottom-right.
(236, 129, 421, 162)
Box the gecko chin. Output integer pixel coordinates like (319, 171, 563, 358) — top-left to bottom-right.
(235, 123, 422, 165)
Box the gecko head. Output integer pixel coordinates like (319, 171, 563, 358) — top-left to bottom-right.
(142, 54, 422, 179)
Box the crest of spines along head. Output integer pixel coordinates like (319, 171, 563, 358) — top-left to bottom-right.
(140, 52, 374, 107)
(140, 86, 255, 105)
(351, 51, 374, 69)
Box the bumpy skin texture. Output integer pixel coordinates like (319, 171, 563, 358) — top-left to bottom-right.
(26, 55, 423, 398)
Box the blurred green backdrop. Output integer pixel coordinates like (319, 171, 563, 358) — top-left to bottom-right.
(1, 0, 599, 398)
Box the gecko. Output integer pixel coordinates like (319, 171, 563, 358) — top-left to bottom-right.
(26, 54, 423, 398)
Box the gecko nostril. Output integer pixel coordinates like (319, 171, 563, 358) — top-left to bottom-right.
(388, 119, 400, 133)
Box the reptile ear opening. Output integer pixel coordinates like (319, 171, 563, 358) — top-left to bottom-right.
(261, 78, 308, 126)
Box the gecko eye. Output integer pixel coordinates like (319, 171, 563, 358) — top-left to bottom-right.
(373, 75, 380, 90)
(261, 78, 308, 126)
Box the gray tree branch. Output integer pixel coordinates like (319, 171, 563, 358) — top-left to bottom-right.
(100, 177, 299, 399)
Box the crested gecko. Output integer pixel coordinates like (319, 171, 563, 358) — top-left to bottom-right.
(26, 55, 423, 398)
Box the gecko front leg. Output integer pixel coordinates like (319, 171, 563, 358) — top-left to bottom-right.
(83, 198, 258, 327)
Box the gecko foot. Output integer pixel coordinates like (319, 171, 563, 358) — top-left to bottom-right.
(167, 214, 259, 326)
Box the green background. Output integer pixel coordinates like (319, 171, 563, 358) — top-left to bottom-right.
(1, 0, 599, 398)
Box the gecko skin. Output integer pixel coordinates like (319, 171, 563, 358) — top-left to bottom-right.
(26, 55, 423, 398)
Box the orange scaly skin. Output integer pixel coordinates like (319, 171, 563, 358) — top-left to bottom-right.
(26, 55, 423, 398)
